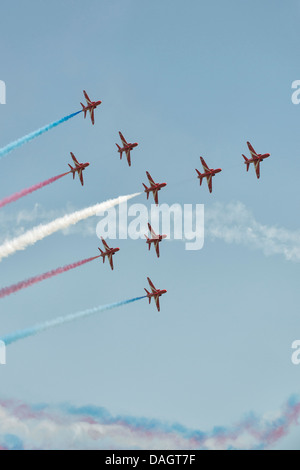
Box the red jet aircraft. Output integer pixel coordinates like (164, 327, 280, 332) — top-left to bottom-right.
(143, 172, 167, 205)
(116, 131, 138, 167)
(195, 157, 222, 193)
(242, 141, 270, 179)
(68, 152, 90, 186)
(98, 238, 120, 270)
(80, 90, 102, 125)
(145, 223, 167, 258)
(144, 277, 167, 312)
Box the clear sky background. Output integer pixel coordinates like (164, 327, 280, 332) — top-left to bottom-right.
(0, 0, 300, 449)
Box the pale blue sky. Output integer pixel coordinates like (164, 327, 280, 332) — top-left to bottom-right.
(0, 0, 300, 449)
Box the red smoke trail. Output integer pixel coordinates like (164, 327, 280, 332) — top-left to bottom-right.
(0, 255, 100, 299)
(0, 172, 71, 209)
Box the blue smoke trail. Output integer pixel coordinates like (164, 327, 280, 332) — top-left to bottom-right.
(1, 297, 146, 346)
(0, 110, 82, 160)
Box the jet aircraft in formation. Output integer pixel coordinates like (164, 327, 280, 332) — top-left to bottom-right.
(78, 90, 271, 312)
(116, 131, 138, 167)
(144, 277, 167, 312)
(195, 157, 222, 193)
(81, 90, 102, 125)
(143, 171, 167, 205)
(242, 141, 270, 179)
(98, 238, 120, 271)
(145, 224, 167, 258)
(68, 152, 90, 186)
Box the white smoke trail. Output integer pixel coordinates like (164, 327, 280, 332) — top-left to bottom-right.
(205, 202, 300, 262)
(2, 200, 299, 262)
(0, 193, 140, 262)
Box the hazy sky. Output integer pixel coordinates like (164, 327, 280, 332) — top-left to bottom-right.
(0, 0, 300, 449)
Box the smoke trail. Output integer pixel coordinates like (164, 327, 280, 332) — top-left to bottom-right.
(206, 201, 300, 262)
(0, 193, 140, 262)
(0, 172, 70, 209)
(0, 111, 82, 160)
(0, 255, 100, 299)
(1, 297, 146, 346)
(0, 396, 299, 449)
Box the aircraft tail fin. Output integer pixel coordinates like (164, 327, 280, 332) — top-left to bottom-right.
(242, 154, 250, 171)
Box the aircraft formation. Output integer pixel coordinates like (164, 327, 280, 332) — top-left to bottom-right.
(1, 90, 271, 313)
(64, 90, 272, 312)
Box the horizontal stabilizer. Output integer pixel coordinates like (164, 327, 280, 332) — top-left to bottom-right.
(196, 169, 203, 185)
(80, 103, 87, 118)
(144, 289, 151, 303)
(143, 184, 149, 198)
(68, 164, 76, 179)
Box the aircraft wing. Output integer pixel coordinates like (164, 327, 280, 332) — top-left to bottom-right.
(78, 169, 84, 186)
(125, 149, 131, 167)
(155, 296, 160, 312)
(89, 108, 95, 125)
(119, 132, 127, 145)
(247, 141, 258, 158)
(101, 238, 110, 250)
(254, 160, 260, 179)
(155, 241, 160, 258)
(108, 254, 114, 270)
(200, 157, 210, 172)
(147, 277, 157, 293)
(84, 90, 92, 104)
(206, 175, 213, 193)
(70, 152, 79, 165)
(148, 223, 158, 238)
(146, 171, 156, 185)
(153, 190, 159, 205)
